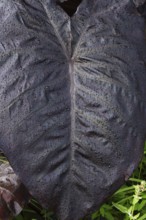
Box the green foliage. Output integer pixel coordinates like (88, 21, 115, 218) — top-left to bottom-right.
(10, 142, 146, 219)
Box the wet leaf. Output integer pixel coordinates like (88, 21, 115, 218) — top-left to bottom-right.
(0, 1, 146, 220)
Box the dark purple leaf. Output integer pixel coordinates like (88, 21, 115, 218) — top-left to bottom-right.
(0, 0, 146, 219)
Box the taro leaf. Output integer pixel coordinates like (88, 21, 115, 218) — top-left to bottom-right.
(0, 0, 146, 220)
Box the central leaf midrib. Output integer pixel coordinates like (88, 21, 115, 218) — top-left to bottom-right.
(40, 2, 76, 190)
(40, 1, 90, 188)
(68, 58, 75, 184)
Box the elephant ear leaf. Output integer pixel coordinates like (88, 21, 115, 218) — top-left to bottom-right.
(0, 0, 146, 220)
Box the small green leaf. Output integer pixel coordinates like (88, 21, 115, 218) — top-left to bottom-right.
(112, 202, 128, 214)
(138, 214, 146, 220)
(133, 213, 140, 220)
(137, 200, 146, 211)
(100, 207, 105, 217)
(129, 178, 143, 183)
(133, 195, 141, 205)
(104, 211, 114, 220)
(114, 186, 134, 195)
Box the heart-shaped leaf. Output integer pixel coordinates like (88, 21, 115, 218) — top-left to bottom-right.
(0, 0, 146, 219)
